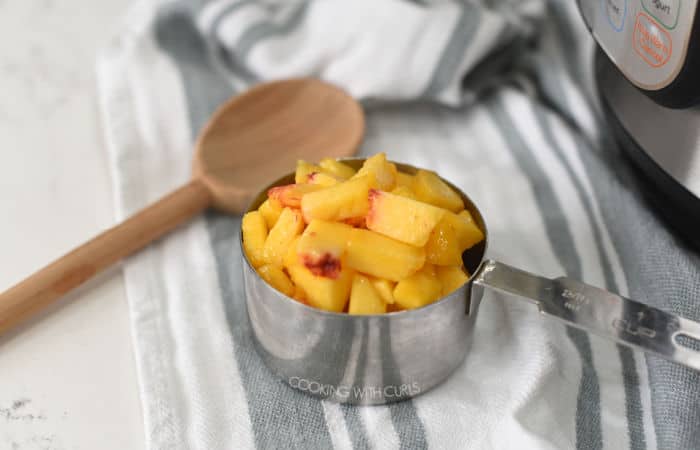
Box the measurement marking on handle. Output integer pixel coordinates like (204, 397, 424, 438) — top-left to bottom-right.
(612, 318, 657, 338)
(561, 289, 590, 312)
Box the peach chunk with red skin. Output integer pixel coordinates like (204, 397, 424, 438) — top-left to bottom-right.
(306, 171, 340, 187)
(301, 251, 341, 278)
(294, 160, 335, 184)
(268, 183, 322, 209)
(287, 264, 354, 312)
(297, 220, 353, 279)
(319, 158, 356, 179)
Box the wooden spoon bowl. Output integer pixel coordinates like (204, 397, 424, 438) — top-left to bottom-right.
(195, 79, 364, 213)
(0, 78, 364, 335)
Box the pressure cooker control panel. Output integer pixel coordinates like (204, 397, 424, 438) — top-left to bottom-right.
(579, 0, 700, 107)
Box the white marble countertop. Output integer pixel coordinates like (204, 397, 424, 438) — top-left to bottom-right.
(0, 1, 145, 449)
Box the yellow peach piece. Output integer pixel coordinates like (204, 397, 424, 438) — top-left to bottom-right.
(257, 264, 295, 297)
(390, 185, 418, 200)
(268, 183, 323, 209)
(370, 277, 396, 304)
(443, 210, 485, 251)
(342, 216, 367, 228)
(436, 265, 470, 296)
(348, 274, 387, 315)
(292, 284, 308, 304)
(366, 189, 446, 247)
(393, 265, 443, 310)
(301, 176, 373, 223)
(395, 171, 415, 189)
(297, 220, 353, 278)
(258, 198, 283, 230)
(242, 211, 268, 268)
(283, 236, 302, 270)
(413, 169, 465, 213)
(262, 208, 304, 266)
(295, 160, 325, 183)
(346, 228, 425, 281)
(319, 158, 356, 179)
(387, 303, 406, 313)
(288, 264, 353, 312)
(425, 217, 463, 266)
(353, 152, 397, 190)
(306, 171, 340, 187)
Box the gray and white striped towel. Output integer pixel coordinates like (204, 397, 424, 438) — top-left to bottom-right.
(97, 0, 700, 448)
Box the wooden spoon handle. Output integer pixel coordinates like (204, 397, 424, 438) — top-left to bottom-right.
(0, 179, 211, 335)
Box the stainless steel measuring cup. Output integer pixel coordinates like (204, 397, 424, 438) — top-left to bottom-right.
(241, 159, 700, 405)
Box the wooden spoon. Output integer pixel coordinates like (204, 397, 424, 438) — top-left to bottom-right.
(0, 78, 364, 335)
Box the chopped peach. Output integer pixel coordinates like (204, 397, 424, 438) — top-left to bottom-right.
(297, 220, 353, 278)
(346, 228, 425, 281)
(366, 189, 446, 247)
(353, 153, 397, 190)
(292, 284, 308, 304)
(413, 169, 465, 213)
(295, 160, 325, 183)
(388, 162, 399, 178)
(387, 303, 406, 313)
(262, 208, 304, 266)
(393, 264, 443, 310)
(258, 198, 283, 229)
(288, 264, 353, 312)
(283, 236, 302, 270)
(443, 210, 484, 251)
(425, 217, 463, 266)
(370, 277, 396, 304)
(257, 264, 295, 297)
(306, 171, 340, 187)
(436, 265, 470, 296)
(342, 216, 367, 228)
(241, 211, 268, 268)
(301, 176, 373, 223)
(391, 185, 418, 200)
(268, 183, 323, 209)
(395, 171, 415, 189)
(319, 158, 356, 179)
(348, 274, 387, 315)
(247, 153, 482, 315)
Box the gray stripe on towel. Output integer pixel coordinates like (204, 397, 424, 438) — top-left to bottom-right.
(488, 95, 603, 450)
(341, 323, 371, 450)
(529, 101, 646, 450)
(155, 2, 237, 133)
(207, 0, 260, 84)
(421, 3, 481, 98)
(236, 3, 310, 61)
(388, 402, 428, 450)
(380, 319, 428, 450)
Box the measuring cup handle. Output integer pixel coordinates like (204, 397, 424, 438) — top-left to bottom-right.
(473, 260, 700, 371)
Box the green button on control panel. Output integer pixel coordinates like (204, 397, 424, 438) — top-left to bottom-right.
(642, 0, 681, 29)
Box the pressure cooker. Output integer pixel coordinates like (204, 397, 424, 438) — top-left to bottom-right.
(578, 0, 700, 248)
